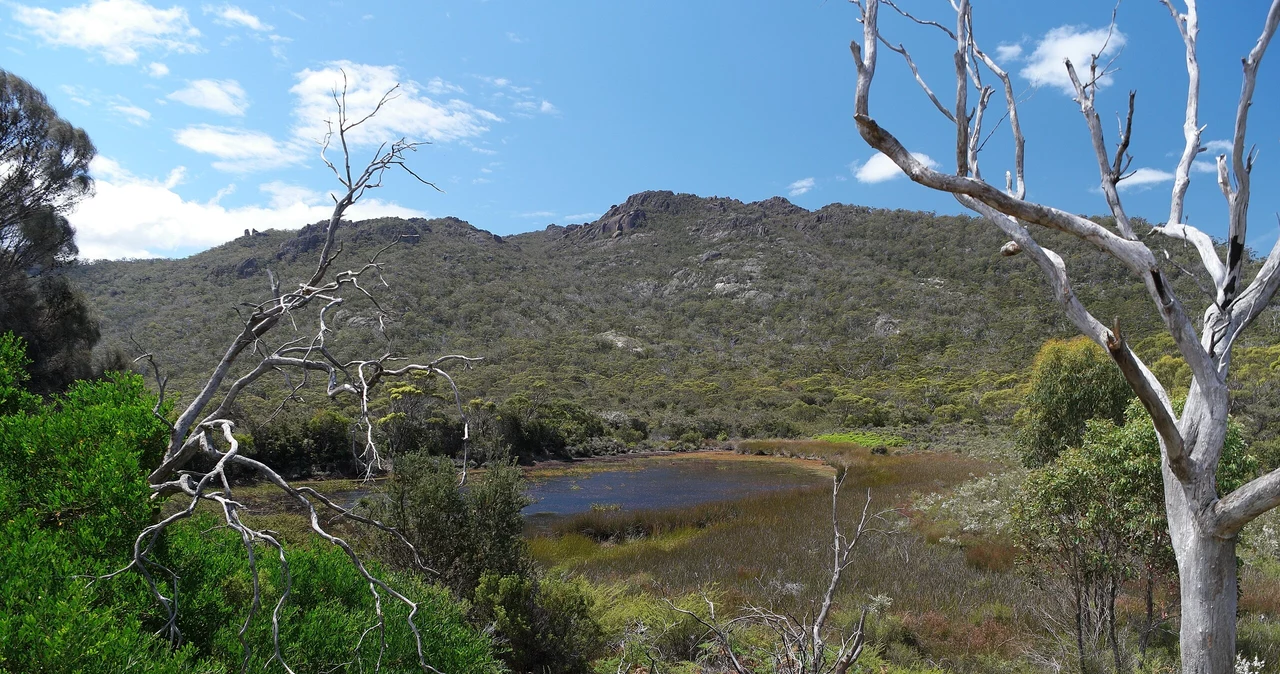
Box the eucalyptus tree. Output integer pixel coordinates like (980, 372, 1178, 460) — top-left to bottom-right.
(847, 1, 1280, 670)
(0, 68, 98, 392)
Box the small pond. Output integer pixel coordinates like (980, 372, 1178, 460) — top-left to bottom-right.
(330, 452, 830, 520)
(522, 452, 829, 521)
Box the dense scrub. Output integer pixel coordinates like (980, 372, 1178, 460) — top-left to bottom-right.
(73, 195, 1280, 467)
(0, 333, 502, 673)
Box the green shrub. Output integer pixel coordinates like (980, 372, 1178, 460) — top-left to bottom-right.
(0, 346, 205, 672)
(376, 454, 531, 598)
(473, 572, 605, 674)
(156, 516, 502, 673)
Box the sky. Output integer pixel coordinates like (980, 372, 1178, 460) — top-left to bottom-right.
(3, 0, 1280, 260)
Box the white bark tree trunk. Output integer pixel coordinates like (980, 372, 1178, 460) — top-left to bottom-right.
(1173, 528, 1236, 673)
(846, 1, 1280, 671)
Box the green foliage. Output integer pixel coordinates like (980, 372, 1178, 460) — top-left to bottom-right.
(815, 430, 908, 449)
(1013, 399, 1257, 668)
(0, 371, 167, 560)
(240, 408, 355, 479)
(0, 68, 100, 394)
(0, 332, 38, 416)
(0, 345, 204, 672)
(473, 572, 605, 674)
(376, 454, 531, 598)
(1017, 337, 1133, 467)
(155, 515, 502, 673)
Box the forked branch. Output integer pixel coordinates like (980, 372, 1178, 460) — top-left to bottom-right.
(120, 80, 476, 673)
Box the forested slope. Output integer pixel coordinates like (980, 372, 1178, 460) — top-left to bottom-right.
(70, 190, 1269, 443)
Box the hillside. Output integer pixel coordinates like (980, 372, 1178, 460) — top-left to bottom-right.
(69, 190, 1263, 444)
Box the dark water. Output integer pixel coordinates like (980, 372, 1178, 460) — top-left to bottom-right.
(523, 456, 825, 517)
(333, 455, 827, 517)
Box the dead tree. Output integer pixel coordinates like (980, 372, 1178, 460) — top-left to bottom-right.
(848, 1, 1280, 671)
(671, 474, 872, 674)
(102, 78, 477, 673)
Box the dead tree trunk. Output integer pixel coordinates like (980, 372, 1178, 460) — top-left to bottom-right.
(102, 76, 476, 673)
(846, 1, 1280, 671)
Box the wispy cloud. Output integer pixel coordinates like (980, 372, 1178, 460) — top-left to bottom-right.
(851, 152, 938, 183)
(995, 42, 1024, 62)
(11, 0, 200, 64)
(147, 61, 169, 77)
(1117, 167, 1174, 191)
(515, 99, 559, 115)
(519, 211, 556, 218)
(205, 4, 271, 31)
(565, 212, 600, 221)
(787, 177, 815, 196)
(173, 125, 301, 172)
(1021, 25, 1125, 95)
(291, 61, 498, 147)
(425, 77, 465, 95)
(1203, 139, 1233, 155)
(168, 79, 249, 115)
(113, 104, 151, 125)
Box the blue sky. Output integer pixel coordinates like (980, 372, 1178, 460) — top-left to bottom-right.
(3, 0, 1278, 260)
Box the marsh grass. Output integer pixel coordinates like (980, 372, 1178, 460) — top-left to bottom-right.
(550, 500, 745, 542)
(531, 446, 1041, 669)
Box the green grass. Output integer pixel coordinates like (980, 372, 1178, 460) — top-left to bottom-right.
(814, 430, 909, 447)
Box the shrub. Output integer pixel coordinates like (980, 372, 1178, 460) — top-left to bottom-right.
(156, 515, 502, 673)
(473, 572, 606, 674)
(0, 347, 204, 672)
(376, 454, 531, 598)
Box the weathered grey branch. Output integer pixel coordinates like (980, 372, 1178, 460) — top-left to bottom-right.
(848, 1, 1280, 669)
(116, 81, 477, 673)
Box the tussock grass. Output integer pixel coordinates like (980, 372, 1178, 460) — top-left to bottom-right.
(530, 446, 1040, 669)
(550, 500, 744, 542)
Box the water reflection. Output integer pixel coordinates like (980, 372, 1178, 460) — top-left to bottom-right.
(524, 455, 825, 517)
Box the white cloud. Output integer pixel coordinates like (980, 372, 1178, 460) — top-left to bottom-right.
(515, 99, 559, 115)
(1193, 159, 1218, 174)
(113, 104, 151, 125)
(425, 77, 464, 95)
(1117, 167, 1175, 191)
(852, 152, 939, 183)
(147, 61, 169, 77)
(291, 61, 497, 147)
(995, 43, 1023, 62)
(565, 212, 600, 221)
(260, 180, 322, 208)
(1021, 25, 1126, 95)
(787, 177, 815, 196)
(173, 125, 301, 172)
(168, 79, 249, 115)
(507, 32, 526, 43)
(206, 4, 271, 31)
(70, 157, 425, 259)
(12, 0, 200, 65)
(519, 211, 556, 218)
(1204, 139, 1233, 155)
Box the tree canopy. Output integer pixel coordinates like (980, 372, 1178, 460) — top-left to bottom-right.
(0, 68, 99, 394)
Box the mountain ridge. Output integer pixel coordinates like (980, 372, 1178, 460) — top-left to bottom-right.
(68, 189, 1253, 441)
